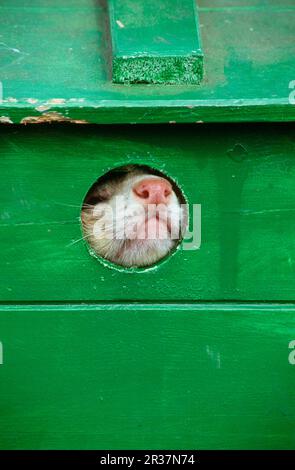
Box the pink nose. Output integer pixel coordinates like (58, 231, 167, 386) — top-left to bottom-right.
(133, 177, 172, 205)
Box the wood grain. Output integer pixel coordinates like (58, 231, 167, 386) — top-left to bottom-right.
(0, 0, 294, 122)
(0, 124, 295, 302)
(0, 303, 294, 449)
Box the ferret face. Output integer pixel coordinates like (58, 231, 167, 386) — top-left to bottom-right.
(81, 165, 187, 268)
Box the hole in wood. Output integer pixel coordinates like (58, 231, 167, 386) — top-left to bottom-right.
(81, 164, 188, 269)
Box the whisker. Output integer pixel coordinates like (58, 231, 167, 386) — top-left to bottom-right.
(66, 232, 93, 247)
(54, 202, 95, 209)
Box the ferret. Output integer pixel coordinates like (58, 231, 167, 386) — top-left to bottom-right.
(81, 165, 186, 268)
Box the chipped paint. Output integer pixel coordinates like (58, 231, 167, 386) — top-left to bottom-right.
(116, 19, 125, 28)
(47, 98, 66, 105)
(26, 98, 39, 104)
(35, 105, 51, 112)
(6, 97, 18, 103)
(0, 116, 13, 124)
(20, 111, 88, 125)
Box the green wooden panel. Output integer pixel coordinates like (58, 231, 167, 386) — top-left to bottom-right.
(0, 303, 294, 450)
(1, 124, 295, 302)
(0, 0, 295, 122)
(109, 0, 203, 84)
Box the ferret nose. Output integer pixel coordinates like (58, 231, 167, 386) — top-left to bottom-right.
(133, 177, 172, 205)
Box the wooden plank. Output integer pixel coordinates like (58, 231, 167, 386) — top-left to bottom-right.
(0, 303, 294, 449)
(1, 124, 295, 302)
(0, 0, 294, 122)
(109, 0, 203, 84)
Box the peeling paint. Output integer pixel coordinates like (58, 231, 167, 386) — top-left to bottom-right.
(35, 105, 51, 112)
(26, 98, 39, 104)
(20, 111, 89, 125)
(47, 98, 66, 105)
(6, 97, 18, 103)
(0, 116, 13, 124)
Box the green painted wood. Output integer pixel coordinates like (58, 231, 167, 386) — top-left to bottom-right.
(109, 0, 203, 84)
(0, 303, 294, 449)
(1, 124, 295, 302)
(0, 0, 295, 122)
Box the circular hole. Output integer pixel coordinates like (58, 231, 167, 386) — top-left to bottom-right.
(81, 164, 188, 269)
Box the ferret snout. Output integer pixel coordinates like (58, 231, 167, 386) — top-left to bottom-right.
(132, 177, 172, 205)
(81, 165, 186, 268)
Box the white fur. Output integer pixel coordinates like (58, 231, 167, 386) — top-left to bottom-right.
(82, 172, 185, 267)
